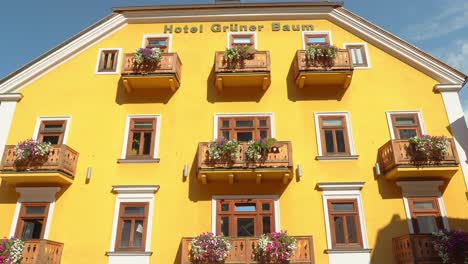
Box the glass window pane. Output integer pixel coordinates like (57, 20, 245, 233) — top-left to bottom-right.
(395, 117, 416, 126)
(42, 135, 59, 145)
(119, 220, 131, 248)
(259, 120, 267, 127)
(221, 204, 229, 211)
(346, 216, 358, 243)
(221, 217, 229, 236)
(325, 130, 335, 153)
(322, 119, 343, 127)
(236, 120, 253, 127)
(413, 201, 435, 210)
(399, 129, 417, 139)
(356, 49, 363, 64)
(237, 218, 255, 237)
(335, 130, 346, 153)
(131, 133, 141, 155)
(235, 203, 256, 212)
(222, 131, 230, 139)
(43, 124, 63, 132)
(308, 36, 327, 43)
(133, 220, 144, 248)
(222, 120, 230, 128)
(262, 216, 271, 234)
(124, 207, 145, 215)
(333, 216, 345, 244)
(260, 130, 267, 139)
(25, 206, 46, 215)
(416, 216, 439, 234)
(134, 122, 153, 129)
(262, 203, 270, 211)
(21, 219, 43, 240)
(233, 37, 252, 44)
(148, 39, 166, 46)
(237, 132, 253, 142)
(143, 132, 152, 155)
(350, 50, 357, 64)
(331, 203, 354, 212)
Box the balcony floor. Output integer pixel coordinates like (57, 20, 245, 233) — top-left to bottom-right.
(0, 171, 74, 185)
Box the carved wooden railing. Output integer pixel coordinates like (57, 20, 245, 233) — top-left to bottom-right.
(215, 51, 271, 73)
(392, 234, 441, 264)
(180, 236, 314, 264)
(0, 145, 79, 178)
(121, 53, 182, 81)
(197, 141, 293, 170)
(378, 139, 459, 174)
(292, 49, 353, 73)
(22, 239, 64, 264)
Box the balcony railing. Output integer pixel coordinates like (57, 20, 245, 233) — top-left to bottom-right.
(180, 236, 314, 264)
(215, 51, 271, 73)
(121, 52, 182, 92)
(22, 239, 64, 264)
(0, 145, 78, 178)
(291, 49, 353, 89)
(377, 139, 459, 178)
(392, 234, 440, 264)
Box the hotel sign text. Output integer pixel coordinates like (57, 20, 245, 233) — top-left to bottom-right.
(163, 23, 314, 34)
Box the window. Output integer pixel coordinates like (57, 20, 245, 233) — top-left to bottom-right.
(15, 203, 50, 240)
(303, 33, 330, 47)
(346, 44, 368, 67)
(408, 197, 444, 234)
(218, 116, 271, 141)
(97, 49, 119, 73)
(390, 113, 422, 139)
(230, 33, 255, 48)
(38, 120, 67, 145)
(126, 118, 157, 159)
(216, 199, 275, 237)
(328, 199, 362, 248)
(318, 115, 350, 156)
(115, 203, 149, 251)
(145, 37, 169, 52)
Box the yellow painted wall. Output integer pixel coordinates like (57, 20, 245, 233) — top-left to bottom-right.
(1, 18, 467, 264)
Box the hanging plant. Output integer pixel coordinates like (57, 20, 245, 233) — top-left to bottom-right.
(246, 138, 276, 161)
(432, 230, 468, 264)
(408, 135, 449, 162)
(223, 45, 256, 68)
(133, 47, 162, 65)
(190, 233, 231, 264)
(305, 44, 338, 66)
(0, 237, 24, 264)
(254, 231, 296, 264)
(208, 138, 240, 162)
(14, 139, 52, 162)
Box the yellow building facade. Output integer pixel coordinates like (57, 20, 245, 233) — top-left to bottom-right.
(0, 2, 467, 264)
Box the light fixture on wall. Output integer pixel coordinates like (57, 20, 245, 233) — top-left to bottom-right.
(297, 164, 303, 177)
(86, 167, 92, 183)
(183, 164, 189, 178)
(374, 163, 381, 176)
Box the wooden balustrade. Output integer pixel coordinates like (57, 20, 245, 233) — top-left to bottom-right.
(121, 52, 182, 79)
(21, 239, 64, 264)
(293, 49, 353, 72)
(392, 234, 441, 264)
(215, 51, 270, 73)
(180, 236, 314, 264)
(0, 144, 79, 178)
(377, 139, 459, 176)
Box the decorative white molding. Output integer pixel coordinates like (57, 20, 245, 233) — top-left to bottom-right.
(227, 32, 258, 49)
(32, 116, 72, 144)
(0, 93, 23, 102)
(343, 43, 372, 69)
(314, 112, 357, 157)
(141, 34, 173, 51)
(301, 30, 333, 49)
(0, 100, 19, 161)
(112, 185, 160, 194)
(434, 84, 464, 92)
(211, 195, 280, 234)
(385, 111, 426, 140)
(317, 182, 365, 191)
(120, 114, 161, 160)
(212, 113, 275, 140)
(94, 48, 123, 75)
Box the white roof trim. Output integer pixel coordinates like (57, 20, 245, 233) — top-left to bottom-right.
(434, 84, 464, 92)
(0, 93, 23, 102)
(317, 182, 365, 191)
(112, 185, 160, 194)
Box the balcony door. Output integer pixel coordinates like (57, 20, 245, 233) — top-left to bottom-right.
(218, 116, 271, 142)
(408, 197, 444, 234)
(216, 199, 275, 237)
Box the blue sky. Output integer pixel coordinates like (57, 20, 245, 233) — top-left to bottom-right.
(1, 0, 467, 113)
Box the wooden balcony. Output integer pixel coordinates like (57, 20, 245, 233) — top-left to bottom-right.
(377, 139, 459, 179)
(197, 141, 293, 184)
(214, 51, 271, 92)
(180, 236, 314, 264)
(121, 53, 182, 93)
(392, 234, 441, 264)
(291, 49, 353, 89)
(0, 145, 78, 185)
(22, 239, 64, 264)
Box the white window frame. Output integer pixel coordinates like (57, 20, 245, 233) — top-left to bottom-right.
(314, 112, 357, 157)
(386, 111, 426, 139)
(317, 182, 369, 250)
(227, 32, 258, 49)
(141, 34, 172, 52)
(212, 113, 275, 140)
(9, 187, 60, 239)
(120, 114, 162, 160)
(108, 185, 159, 253)
(211, 195, 280, 234)
(33, 116, 72, 144)
(396, 181, 449, 234)
(301, 30, 333, 49)
(94, 48, 122, 75)
(343, 43, 371, 69)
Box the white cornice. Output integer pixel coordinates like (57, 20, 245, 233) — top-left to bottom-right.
(317, 182, 365, 191)
(434, 84, 464, 93)
(112, 185, 160, 194)
(396, 181, 443, 197)
(0, 93, 23, 102)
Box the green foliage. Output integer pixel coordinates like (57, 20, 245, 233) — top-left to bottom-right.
(305, 44, 339, 64)
(223, 45, 256, 68)
(246, 138, 277, 161)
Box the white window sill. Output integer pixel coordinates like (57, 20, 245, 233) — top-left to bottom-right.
(117, 159, 160, 164)
(325, 248, 372, 254)
(106, 251, 153, 256)
(316, 155, 359, 161)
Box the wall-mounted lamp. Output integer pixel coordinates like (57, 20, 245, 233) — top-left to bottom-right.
(183, 164, 189, 178)
(297, 164, 303, 177)
(374, 163, 381, 176)
(86, 167, 92, 183)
